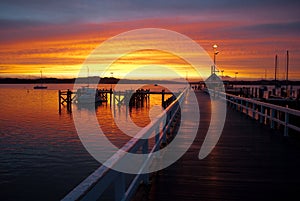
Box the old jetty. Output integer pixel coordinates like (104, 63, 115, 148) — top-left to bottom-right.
(62, 88, 300, 201)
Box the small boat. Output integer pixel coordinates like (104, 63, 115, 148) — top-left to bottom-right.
(76, 87, 102, 104)
(33, 85, 47, 89)
(34, 70, 47, 89)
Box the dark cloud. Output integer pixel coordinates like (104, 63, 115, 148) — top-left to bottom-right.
(1, 0, 299, 45)
(0, 0, 299, 24)
(230, 21, 300, 39)
(0, 19, 46, 28)
(247, 21, 300, 33)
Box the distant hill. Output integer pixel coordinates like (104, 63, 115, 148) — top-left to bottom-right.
(0, 77, 185, 84)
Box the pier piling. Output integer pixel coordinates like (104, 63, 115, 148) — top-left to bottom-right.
(58, 89, 76, 113)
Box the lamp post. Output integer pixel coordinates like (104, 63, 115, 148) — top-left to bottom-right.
(221, 70, 224, 77)
(212, 44, 219, 74)
(235, 72, 238, 81)
(110, 72, 113, 90)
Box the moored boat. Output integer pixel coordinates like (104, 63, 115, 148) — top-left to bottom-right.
(33, 85, 47, 89)
(76, 87, 102, 103)
(33, 69, 47, 89)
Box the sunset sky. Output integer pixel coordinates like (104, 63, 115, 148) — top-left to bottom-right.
(0, 0, 300, 80)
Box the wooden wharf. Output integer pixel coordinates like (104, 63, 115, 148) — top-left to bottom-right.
(145, 91, 300, 201)
(58, 89, 175, 113)
(61, 89, 300, 201)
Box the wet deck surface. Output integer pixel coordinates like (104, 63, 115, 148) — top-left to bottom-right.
(147, 91, 300, 201)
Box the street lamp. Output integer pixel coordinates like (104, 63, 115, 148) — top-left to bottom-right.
(213, 44, 219, 65)
(110, 72, 114, 90)
(221, 70, 224, 77)
(235, 72, 238, 81)
(212, 44, 219, 74)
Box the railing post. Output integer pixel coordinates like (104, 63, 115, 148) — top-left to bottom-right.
(162, 90, 165, 108)
(114, 173, 125, 201)
(229, 97, 231, 108)
(260, 105, 264, 124)
(240, 100, 243, 113)
(284, 106, 289, 137)
(252, 103, 256, 119)
(246, 101, 249, 116)
(271, 109, 275, 129)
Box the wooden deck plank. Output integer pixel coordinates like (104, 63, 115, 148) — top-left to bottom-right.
(146, 91, 300, 201)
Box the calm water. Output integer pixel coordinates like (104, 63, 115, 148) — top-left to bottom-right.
(0, 83, 184, 201)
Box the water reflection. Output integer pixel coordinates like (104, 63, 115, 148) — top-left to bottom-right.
(75, 102, 103, 111)
(0, 87, 100, 201)
(0, 84, 183, 201)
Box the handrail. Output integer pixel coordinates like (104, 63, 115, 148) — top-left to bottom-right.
(62, 88, 188, 201)
(209, 89, 300, 136)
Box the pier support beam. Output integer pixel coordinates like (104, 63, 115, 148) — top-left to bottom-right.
(58, 89, 74, 114)
(58, 90, 62, 114)
(161, 90, 165, 108)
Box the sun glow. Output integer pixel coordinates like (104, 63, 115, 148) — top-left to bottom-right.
(106, 49, 201, 80)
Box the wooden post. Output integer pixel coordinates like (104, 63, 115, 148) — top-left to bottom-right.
(162, 90, 165, 108)
(270, 109, 274, 129)
(260, 105, 264, 124)
(118, 91, 121, 105)
(252, 103, 256, 119)
(110, 89, 112, 105)
(141, 90, 144, 107)
(240, 100, 243, 113)
(58, 90, 61, 114)
(67, 89, 72, 112)
(284, 105, 289, 137)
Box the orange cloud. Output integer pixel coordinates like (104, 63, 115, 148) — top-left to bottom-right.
(0, 17, 299, 80)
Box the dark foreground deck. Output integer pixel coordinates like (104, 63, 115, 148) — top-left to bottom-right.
(144, 91, 300, 201)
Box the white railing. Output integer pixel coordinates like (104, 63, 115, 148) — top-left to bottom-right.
(209, 89, 300, 136)
(61, 88, 188, 201)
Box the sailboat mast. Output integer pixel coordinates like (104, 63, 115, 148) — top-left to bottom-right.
(274, 54, 278, 88)
(285, 50, 289, 91)
(33, 68, 47, 89)
(40, 70, 43, 85)
(87, 66, 89, 87)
